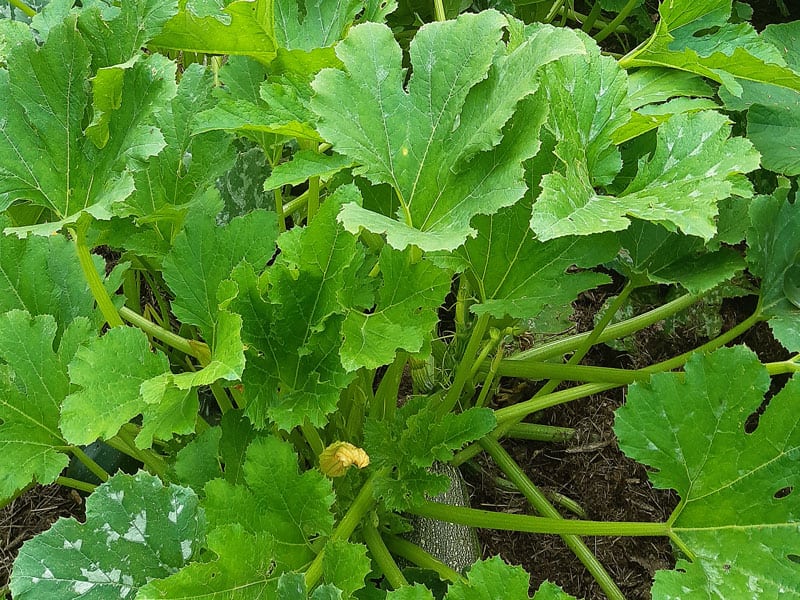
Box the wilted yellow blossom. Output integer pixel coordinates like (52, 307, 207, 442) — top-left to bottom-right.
(319, 441, 370, 477)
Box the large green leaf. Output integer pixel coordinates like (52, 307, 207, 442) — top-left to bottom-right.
(0, 216, 103, 331)
(747, 194, 800, 351)
(139, 436, 334, 597)
(151, 0, 277, 63)
(312, 14, 585, 251)
(274, 0, 363, 50)
(61, 326, 198, 449)
(532, 109, 759, 241)
(0, 312, 91, 501)
(10, 472, 204, 599)
(615, 346, 800, 598)
(387, 557, 576, 599)
(620, 0, 800, 95)
(718, 22, 800, 176)
(0, 19, 175, 236)
(613, 220, 745, 293)
(120, 63, 236, 241)
(232, 186, 363, 429)
(457, 200, 616, 329)
(341, 246, 451, 370)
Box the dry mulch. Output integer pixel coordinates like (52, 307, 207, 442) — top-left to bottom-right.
(0, 485, 85, 595)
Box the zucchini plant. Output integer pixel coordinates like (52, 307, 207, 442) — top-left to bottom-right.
(1, 0, 799, 598)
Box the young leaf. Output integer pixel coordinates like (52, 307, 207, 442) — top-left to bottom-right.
(321, 539, 371, 597)
(193, 56, 324, 143)
(0, 216, 104, 331)
(0, 312, 91, 501)
(365, 396, 495, 510)
(457, 200, 616, 329)
(747, 194, 800, 351)
(621, 0, 800, 95)
(615, 346, 800, 598)
(264, 150, 353, 190)
(10, 472, 204, 599)
(312, 14, 583, 251)
(386, 557, 576, 599)
(172, 425, 223, 495)
(341, 246, 451, 370)
(0, 19, 175, 236)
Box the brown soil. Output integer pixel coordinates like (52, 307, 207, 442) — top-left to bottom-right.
(0, 485, 85, 594)
(462, 286, 790, 599)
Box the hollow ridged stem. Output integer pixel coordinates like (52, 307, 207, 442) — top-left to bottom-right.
(69, 445, 110, 482)
(72, 224, 124, 328)
(56, 476, 97, 494)
(439, 313, 491, 418)
(407, 501, 668, 537)
(363, 521, 408, 589)
(120, 306, 210, 363)
(505, 423, 574, 443)
(481, 438, 626, 600)
(594, 0, 638, 42)
(383, 534, 465, 584)
(305, 470, 380, 588)
(511, 292, 701, 364)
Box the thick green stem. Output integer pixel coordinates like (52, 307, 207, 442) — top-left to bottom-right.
(119, 306, 211, 362)
(408, 501, 668, 537)
(72, 224, 124, 328)
(452, 383, 616, 465)
(363, 521, 408, 589)
(481, 438, 626, 600)
(581, 1, 603, 32)
(307, 176, 320, 222)
(209, 382, 234, 414)
(544, 0, 565, 23)
(373, 353, 407, 421)
(56, 476, 97, 494)
(107, 426, 169, 480)
(306, 471, 380, 588)
(474, 338, 505, 409)
(640, 308, 763, 375)
(302, 419, 325, 458)
(512, 292, 701, 364)
(69, 446, 110, 482)
(274, 187, 287, 233)
(496, 360, 643, 385)
(433, 0, 446, 21)
(10, 0, 36, 17)
(505, 423, 574, 443)
(494, 383, 616, 425)
(594, 0, 638, 42)
(439, 313, 491, 417)
(383, 535, 465, 584)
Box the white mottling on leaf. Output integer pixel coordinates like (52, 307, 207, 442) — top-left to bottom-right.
(123, 510, 147, 543)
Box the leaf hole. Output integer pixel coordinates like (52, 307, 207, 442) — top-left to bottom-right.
(788, 554, 800, 564)
(743, 411, 760, 434)
(775, 486, 794, 499)
(693, 26, 721, 38)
